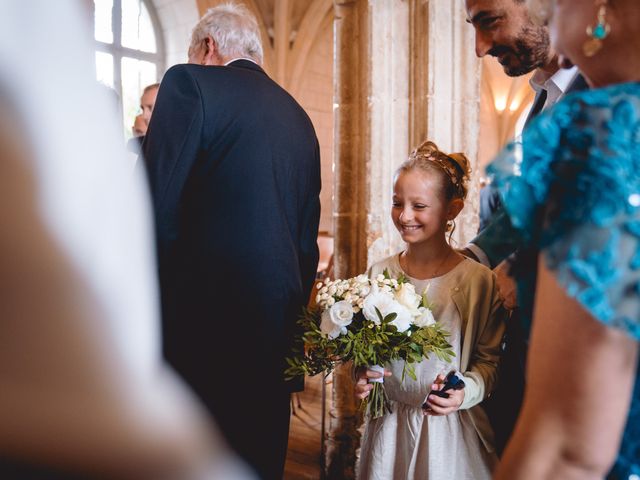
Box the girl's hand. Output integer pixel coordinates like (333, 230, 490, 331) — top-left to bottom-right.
(354, 367, 392, 400)
(422, 374, 465, 416)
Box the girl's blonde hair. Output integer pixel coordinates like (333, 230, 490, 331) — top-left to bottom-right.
(397, 140, 471, 201)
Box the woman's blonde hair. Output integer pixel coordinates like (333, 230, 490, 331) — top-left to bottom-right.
(397, 140, 471, 201)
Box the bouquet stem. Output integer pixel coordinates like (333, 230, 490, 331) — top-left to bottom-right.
(365, 382, 392, 419)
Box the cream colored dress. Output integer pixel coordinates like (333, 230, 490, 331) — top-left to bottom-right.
(357, 255, 497, 480)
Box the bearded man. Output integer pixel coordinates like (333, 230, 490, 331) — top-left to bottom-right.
(462, 0, 589, 455)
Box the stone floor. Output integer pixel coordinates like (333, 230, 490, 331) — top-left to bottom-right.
(284, 374, 330, 479)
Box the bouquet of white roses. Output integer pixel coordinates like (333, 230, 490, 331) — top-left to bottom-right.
(285, 270, 454, 419)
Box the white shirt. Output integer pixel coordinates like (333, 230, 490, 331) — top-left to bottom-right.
(530, 65, 579, 111)
(224, 57, 260, 66)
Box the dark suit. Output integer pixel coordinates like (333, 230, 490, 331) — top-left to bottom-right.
(474, 73, 589, 258)
(143, 60, 321, 479)
(476, 72, 589, 456)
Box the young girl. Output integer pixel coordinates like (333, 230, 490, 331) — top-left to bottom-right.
(355, 141, 506, 480)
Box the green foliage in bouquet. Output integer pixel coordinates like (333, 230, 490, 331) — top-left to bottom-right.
(285, 272, 455, 419)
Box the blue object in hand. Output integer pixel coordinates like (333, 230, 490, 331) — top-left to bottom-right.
(427, 371, 465, 400)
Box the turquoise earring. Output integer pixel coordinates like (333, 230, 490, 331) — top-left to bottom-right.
(583, 1, 611, 57)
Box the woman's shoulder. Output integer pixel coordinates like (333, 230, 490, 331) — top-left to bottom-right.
(489, 82, 640, 241)
(490, 82, 640, 340)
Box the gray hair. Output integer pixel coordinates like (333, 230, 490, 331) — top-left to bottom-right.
(190, 3, 263, 65)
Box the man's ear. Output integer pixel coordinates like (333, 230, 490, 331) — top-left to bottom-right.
(202, 35, 221, 66)
(447, 198, 464, 220)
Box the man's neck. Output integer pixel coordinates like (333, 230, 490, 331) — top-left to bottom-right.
(536, 56, 560, 81)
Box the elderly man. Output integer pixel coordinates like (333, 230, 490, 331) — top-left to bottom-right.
(143, 3, 321, 479)
(463, 0, 588, 455)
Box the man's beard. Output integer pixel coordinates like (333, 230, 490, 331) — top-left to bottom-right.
(489, 23, 550, 77)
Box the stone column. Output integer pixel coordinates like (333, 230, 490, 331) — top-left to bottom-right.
(331, 1, 411, 477)
(422, 0, 482, 242)
(328, 2, 369, 477)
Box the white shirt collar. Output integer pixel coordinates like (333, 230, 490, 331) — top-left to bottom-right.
(223, 57, 258, 66)
(529, 66, 579, 109)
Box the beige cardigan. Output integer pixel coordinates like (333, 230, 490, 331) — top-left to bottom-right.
(369, 255, 507, 453)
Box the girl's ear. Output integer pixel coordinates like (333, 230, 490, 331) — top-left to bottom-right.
(447, 198, 464, 220)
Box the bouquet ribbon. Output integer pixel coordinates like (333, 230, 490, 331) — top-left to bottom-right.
(368, 365, 385, 384)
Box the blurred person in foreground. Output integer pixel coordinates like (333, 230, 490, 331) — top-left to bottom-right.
(487, 0, 640, 478)
(0, 1, 251, 478)
(142, 3, 320, 479)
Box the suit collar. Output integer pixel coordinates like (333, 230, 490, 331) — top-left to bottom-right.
(529, 66, 578, 102)
(566, 73, 589, 94)
(227, 59, 267, 76)
(525, 67, 587, 126)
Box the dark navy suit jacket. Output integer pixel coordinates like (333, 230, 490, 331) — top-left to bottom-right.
(143, 60, 320, 405)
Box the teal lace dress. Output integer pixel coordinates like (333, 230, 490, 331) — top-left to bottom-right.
(488, 82, 640, 479)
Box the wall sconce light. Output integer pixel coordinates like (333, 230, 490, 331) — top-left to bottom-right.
(494, 95, 507, 112)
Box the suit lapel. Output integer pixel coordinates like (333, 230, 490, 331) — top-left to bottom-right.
(524, 73, 589, 127)
(565, 73, 589, 95)
(524, 89, 547, 127)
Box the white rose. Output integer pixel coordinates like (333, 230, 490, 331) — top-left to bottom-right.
(329, 300, 354, 327)
(363, 291, 400, 325)
(389, 303, 413, 332)
(414, 306, 436, 328)
(394, 282, 421, 312)
(320, 310, 342, 339)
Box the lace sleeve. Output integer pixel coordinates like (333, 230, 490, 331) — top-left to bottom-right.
(489, 84, 640, 340)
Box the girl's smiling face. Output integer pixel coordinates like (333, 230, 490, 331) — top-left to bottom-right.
(391, 169, 452, 246)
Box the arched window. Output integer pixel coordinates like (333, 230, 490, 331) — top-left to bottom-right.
(93, 0, 165, 137)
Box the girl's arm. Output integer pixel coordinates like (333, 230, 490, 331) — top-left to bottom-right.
(459, 273, 507, 409)
(494, 259, 638, 480)
(426, 272, 506, 414)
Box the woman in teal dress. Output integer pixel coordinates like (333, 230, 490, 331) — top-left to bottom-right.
(490, 0, 640, 478)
